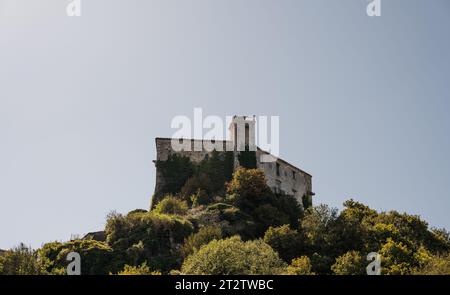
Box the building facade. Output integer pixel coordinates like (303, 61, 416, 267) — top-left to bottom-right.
(154, 116, 314, 209)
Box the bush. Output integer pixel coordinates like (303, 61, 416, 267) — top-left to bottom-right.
(264, 225, 303, 263)
(39, 240, 114, 275)
(116, 262, 161, 275)
(226, 168, 271, 209)
(181, 236, 286, 275)
(331, 251, 366, 275)
(252, 204, 290, 236)
(153, 196, 188, 215)
(414, 253, 450, 275)
(190, 189, 211, 207)
(285, 256, 314, 275)
(0, 244, 46, 275)
(226, 168, 302, 237)
(378, 238, 415, 275)
(181, 174, 214, 201)
(105, 211, 194, 272)
(181, 226, 222, 258)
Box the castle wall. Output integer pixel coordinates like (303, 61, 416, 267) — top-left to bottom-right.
(256, 150, 312, 207)
(154, 137, 313, 208)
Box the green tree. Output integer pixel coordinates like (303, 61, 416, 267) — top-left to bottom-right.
(226, 168, 302, 236)
(0, 244, 46, 275)
(285, 256, 314, 275)
(181, 236, 286, 275)
(379, 238, 414, 275)
(331, 251, 366, 275)
(264, 225, 303, 263)
(301, 204, 339, 255)
(226, 168, 271, 210)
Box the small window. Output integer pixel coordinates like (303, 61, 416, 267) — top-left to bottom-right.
(275, 180, 282, 193)
(276, 163, 280, 176)
(292, 171, 296, 180)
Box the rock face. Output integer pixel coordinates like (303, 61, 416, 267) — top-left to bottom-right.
(154, 116, 314, 209)
(82, 231, 106, 242)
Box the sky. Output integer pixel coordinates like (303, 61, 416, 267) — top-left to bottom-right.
(0, 0, 449, 249)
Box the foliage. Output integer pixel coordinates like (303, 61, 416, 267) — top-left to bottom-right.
(190, 189, 211, 206)
(263, 225, 303, 263)
(105, 210, 194, 272)
(181, 226, 222, 258)
(237, 148, 257, 169)
(181, 174, 213, 202)
(301, 204, 339, 256)
(226, 168, 303, 236)
(39, 240, 114, 275)
(197, 150, 235, 192)
(181, 236, 286, 275)
(226, 168, 271, 207)
(155, 154, 194, 197)
(153, 196, 188, 216)
(8, 163, 450, 275)
(285, 256, 314, 275)
(331, 251, 366, 275)
(378, 238, 414, 275)
(414, 253, 450, 275)
(116, 262, 161, 275)
(0, 244, 46, 275)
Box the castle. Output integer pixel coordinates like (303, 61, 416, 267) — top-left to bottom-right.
(153, 116, 314, 209)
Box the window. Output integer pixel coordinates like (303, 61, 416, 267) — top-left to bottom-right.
(275, 180, 282, 193)
(276, 163, 280, 176)
(292, 171, 296, 180)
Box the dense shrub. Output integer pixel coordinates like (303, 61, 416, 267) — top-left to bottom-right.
(264, 225, 303, 263)
(105, 211, 194, 272)
(331, 251, 366, 275)
(226, 168, 271, 207)
(181, 226, 222, 258)
(285, 256, 314, 275)
(414, 253, 450, 275)
(153, 196, 188, 215)
(181, 236, 286, 275)
(116, 263, 161, 275)
(226, 168, 302, 236)
(0, 244, 46, 275)
(38, 240, 115, 275)
(155, 154, 194, 197)
(181, 174, 213, 202)
(197, 150, 234, 192)
(190, 189, 211, 206)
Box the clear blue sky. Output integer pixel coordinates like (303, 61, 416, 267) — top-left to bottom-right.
(1, 0, 449, 249)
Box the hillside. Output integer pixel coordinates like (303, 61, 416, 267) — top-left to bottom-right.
(1, 165, 449, 275)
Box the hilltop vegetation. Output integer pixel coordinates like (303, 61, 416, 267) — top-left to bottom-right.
(1, 163, 449, 275)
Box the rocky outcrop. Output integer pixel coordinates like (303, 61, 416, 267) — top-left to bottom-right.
(82, 231, 106, 242)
